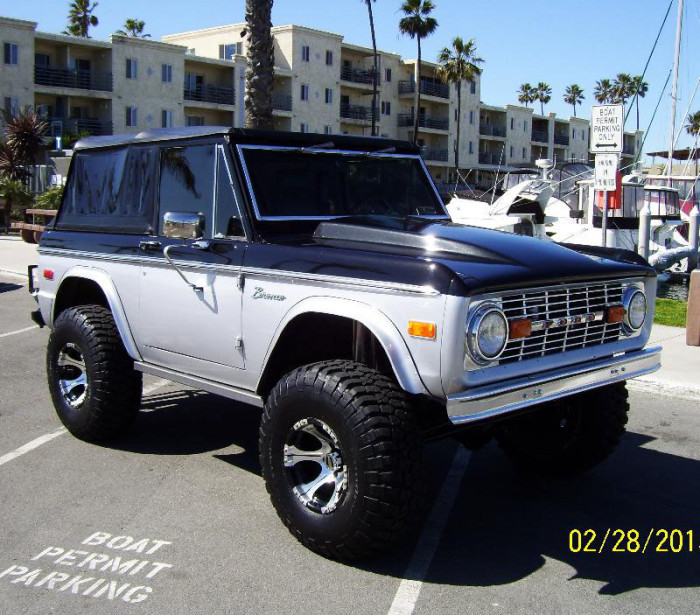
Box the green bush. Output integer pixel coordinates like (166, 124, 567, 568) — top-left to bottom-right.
(35, 185, 64, 210)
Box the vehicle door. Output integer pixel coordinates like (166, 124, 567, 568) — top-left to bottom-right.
(138, 141, 247, 384)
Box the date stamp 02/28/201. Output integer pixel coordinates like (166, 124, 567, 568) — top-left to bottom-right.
(569, 529, 698, 554)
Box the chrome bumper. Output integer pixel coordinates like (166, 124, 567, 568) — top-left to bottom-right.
(447, 346, 661, 425)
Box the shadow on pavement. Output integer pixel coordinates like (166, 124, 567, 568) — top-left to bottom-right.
(0, 282, 23, 294)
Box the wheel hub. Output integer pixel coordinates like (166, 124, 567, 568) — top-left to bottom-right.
(56, 343, 88, 409)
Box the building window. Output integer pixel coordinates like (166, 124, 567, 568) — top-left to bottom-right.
(187, 48, 196, 55)
(385, 68, 392, 82)
(186, 115, 204, 126)
(4, 97, 19, 116)
(572, 128, 576, 139)
(220, 43, 243, 60)
(326, 50, 333, 66)
(161, 110, 173, 128)
(470, 80, 476, 94)
(126, 58, 138, 79)
(125, 106, 138, 127)
(522, 147, 526, 159)
(324, 125, 333, 135)
(325, 88, 333, 104)
(468, 141, 474, 155)
(3, 42, 18, 65)
(524, 120, 528, 131)
(300, 123, 309, 133)
(302, 45, 310, 62)
(469, 110, 474, 125)
(510, 146, 514, 158)
(381, 101, 391, 116)
(301, 84, 309, 101)
(161, 63, 172, 83)
(510, 118, 514, 130)
(454, 109, 458, 121)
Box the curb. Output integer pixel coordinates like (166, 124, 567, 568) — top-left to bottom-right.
(627, 377, 700, 401)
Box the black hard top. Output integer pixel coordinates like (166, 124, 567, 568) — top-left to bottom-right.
(74, 127, 420, 155)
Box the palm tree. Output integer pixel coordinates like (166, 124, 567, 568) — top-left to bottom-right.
(399, 0, 438, 145)
(517, 83, 535, 107)
(594, 79, 613, 104)
(535, 82, 552, 115)
(244, 0, 275, 129)
(686, 111, 700, 182)
(612, 73, 633, 106)
(64, 0, 99, 38)
(563, 84, 585, 117)
(116, 18, 150, 38)
(630, 75, 649, 130)
(437, 37, 483, 170)
(362, 0, 380, 137)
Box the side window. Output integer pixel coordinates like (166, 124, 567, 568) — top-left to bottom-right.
(158, 144, 216, 238)
(214, 147, 245, 238)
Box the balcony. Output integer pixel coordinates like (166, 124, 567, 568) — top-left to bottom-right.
(47, 118, 113, 137)
(554, 134, 570, 146)
(398, 80, 450, 100)
(272, 94, 293, 112)
(184, 84, 235, 106)
(479, 153, 501, 165)
(340, 103, 377, 122)
(421, 148, 449, 162)
(479, 124, 507, 138)
(34, 65, 113, 92)
(623, 144, 636, 155)
(531, 130, 549, 143)
(398, 113, 449, 131)
(340, 66, 379, 86)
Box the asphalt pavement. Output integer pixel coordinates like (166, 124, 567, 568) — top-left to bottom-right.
(1, 271, 699, 615)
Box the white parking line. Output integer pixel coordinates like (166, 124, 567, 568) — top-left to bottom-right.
(387, 447, 471, 615)
(0, 325, 39, 338)
(0, 379, 170, 469)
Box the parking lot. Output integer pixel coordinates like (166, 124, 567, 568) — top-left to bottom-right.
(1, 270, 699, 615)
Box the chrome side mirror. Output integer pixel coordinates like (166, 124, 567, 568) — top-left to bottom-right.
(163, 211, 205, 239)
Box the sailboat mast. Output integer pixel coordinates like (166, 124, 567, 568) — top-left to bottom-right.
(667, 0, 684, 185)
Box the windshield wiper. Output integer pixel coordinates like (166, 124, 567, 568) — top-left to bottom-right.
(300, 141, 335, 153)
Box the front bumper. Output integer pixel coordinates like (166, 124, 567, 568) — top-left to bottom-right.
(447, 346, 661, 425)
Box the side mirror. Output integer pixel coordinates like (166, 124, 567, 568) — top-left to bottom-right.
(163, 211, 205, 239)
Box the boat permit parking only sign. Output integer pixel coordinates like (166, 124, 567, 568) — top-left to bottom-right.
(591, 104, 624, 154)
(594, 153, 619, 192)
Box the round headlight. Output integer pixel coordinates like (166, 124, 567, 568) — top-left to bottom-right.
(624, 289, 647, 331)
(467, 304, 508, 363)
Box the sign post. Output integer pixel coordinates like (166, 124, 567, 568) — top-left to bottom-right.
(591, 105, 623, 248)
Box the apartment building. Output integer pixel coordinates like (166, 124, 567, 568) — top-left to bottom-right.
(1, 15, 643, 186)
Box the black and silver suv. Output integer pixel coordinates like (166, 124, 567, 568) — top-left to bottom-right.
(30, 127, 660, 560)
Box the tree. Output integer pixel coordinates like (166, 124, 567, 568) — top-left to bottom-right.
(244, 0, 275, 129)
(64, 0, 99, 38)
(517, 83, 535, 107)
(631, 75, 649, 130)
(535, 82, 552, 115)
(116, 19, 150, 38)
(363, 0, 380, 137)
(437, 37, 483, 170)
(686, 110, 700, 180)
(594, 79, 613, 103)
(0, 107, 49, 168)
(563, 84, 585, 117)
(612, 73, 633, 106)
(399, 0, 438, 145)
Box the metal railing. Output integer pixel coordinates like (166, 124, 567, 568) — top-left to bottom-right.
(340, 103, 377, 122)
(479, 124, 507, 137)
(531, 130, 549, 143)
(398, 80, 450, 99)
(272, 94, 293, 112)
(397, 113, 449, 131)
(479, 153, 501, 165)
(623, 144, 636, 155)
(554, 134, 570, 146)
(47, 118, 113, 137)
(34, 65, 113, 92)
(340, 66, 380, 86)
(184, 83, 235, 106)
(421, 148, 449, 162)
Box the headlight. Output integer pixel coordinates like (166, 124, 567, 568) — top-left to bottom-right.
(467, 304, 508, 364)
(623, 286, 647, 332)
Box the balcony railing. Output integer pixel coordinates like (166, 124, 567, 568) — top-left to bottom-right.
(397, 113, 449, 131)
(184, 83, 235, 106)
(479, 153, 501, 165)
(398, 80, 450, 99)
(479, 124, 507, 137)
(340, 66, 380, 86)
(421, 148, 449, 162)
(47, 118, 113, 137)
(272, 94, 293, 112)
(554, 134, 570, 146)
(340, 103, 377, 122)
(34, 65, 113, 92)
(623, 144, 635, 155)
(531, 130, 549, 143)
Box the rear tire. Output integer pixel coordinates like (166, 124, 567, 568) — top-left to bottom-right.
(495, 382, 629, 477)
(259, 360, 422, 560)
(47, 305, 142, 442)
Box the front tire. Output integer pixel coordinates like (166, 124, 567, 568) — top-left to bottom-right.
(495, 383, 629, 476)
(259, 361, 422, 560)
(47, 305, 142, 442)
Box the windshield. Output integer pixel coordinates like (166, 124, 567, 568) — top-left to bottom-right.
(238, 147, 447, 220)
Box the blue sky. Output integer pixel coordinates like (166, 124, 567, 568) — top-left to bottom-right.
(5, 0, 700, 158)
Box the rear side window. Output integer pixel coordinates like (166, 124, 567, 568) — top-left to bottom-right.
(57, 146, 157, 232)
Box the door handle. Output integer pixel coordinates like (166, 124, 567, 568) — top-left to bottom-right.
(139, 240, 162, 251)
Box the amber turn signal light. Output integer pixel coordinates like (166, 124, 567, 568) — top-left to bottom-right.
(408, 321, 436, 339)
(606, 305, 626, 324)
(508, 318, 532, 340)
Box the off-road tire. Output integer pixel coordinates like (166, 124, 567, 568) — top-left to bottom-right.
(495, 382, 629, 477)
(47, 305, 142, 442)
(259, 360, 423, 560)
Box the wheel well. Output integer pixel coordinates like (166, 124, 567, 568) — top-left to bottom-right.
(257, 313, 395, 398)
(53, 277, 110, 322)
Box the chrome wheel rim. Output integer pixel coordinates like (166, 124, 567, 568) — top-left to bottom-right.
(57, 343, 88, 408)
(284, 418, 348, 514)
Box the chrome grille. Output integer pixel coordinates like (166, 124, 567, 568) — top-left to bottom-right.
(499, 280, 625, 364)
